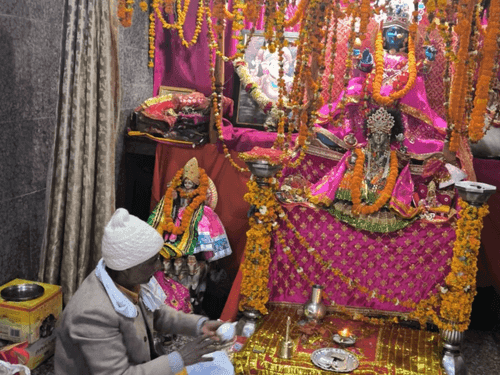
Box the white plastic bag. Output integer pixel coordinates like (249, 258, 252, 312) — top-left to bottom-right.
(0, 360, 30, 375)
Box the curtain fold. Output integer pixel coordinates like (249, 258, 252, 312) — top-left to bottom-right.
(39, 0, 121, 304)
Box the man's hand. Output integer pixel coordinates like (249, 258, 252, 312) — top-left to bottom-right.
(176, 335, 216, 366)
(200, 320, 223, 342)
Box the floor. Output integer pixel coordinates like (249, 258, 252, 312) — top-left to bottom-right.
(31, 287, 500, 374)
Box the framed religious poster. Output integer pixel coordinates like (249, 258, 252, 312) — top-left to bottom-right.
(233, 30, 299, 130)
(158, 86, 195, 97)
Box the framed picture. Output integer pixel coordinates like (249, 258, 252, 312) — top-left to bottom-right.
(233, 30, 299, 129)
(158, 86, 195, 97)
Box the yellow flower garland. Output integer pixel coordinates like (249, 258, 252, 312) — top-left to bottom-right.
(160, 168, 209, 236)
(350, 148, 399, 215)
(239, 177, 280, 314)
(372, 30, 417, 106)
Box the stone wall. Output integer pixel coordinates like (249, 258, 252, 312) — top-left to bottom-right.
(0, 1, 153, 286)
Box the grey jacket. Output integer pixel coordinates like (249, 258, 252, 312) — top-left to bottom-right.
(54, 272, 203, 374)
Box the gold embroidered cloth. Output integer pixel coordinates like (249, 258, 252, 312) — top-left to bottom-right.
(233, 305, 444, 374)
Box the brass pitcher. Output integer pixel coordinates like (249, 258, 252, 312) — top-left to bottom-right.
(303, 284, 327, 322)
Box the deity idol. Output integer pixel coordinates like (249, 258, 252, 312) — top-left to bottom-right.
(148, 157, 233, 262)
(309, 107, 423, 232)
(314, 0, 446, 159)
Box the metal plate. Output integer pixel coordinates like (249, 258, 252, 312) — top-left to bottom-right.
(311, 347, 359, 372)
(1, 283, 45, 302)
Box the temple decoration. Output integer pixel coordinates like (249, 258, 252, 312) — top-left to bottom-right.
(148, 157, 233, 262)
(238, 148, 283, 314)
(122, 2, 500, 369)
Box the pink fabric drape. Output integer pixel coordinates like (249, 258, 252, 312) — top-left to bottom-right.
(153, 2, 301, 98)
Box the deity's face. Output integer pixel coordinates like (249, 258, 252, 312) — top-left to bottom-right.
(383, 26, 408, 54)
(183, 178, 195, 190)
(370, 131, 390, 150)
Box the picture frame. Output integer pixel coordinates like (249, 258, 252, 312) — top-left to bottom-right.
(232, 30, 299, 130)
(158, 86, 195, 97)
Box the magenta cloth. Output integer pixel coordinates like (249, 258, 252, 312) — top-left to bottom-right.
(270, 154, 454, 313)
(153, 271, 193, 314)
(153, 1, 237, 98)
(154, 2, 302, 98)
(269, 207, 454, 313)
(219, 118, 280, 152)
(317, 54, 447, 157)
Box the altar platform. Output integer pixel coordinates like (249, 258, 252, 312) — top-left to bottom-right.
(232, 304, 445, 374)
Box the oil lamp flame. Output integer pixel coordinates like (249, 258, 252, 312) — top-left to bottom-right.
(339, 328, 351, 338)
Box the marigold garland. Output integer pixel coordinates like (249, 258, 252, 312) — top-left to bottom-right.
(372, 30, 417, 106)
(350, 148, 399, 215)
(239, 177, 280, 314)
(447, 0, 475, 152)
(161, 167, 209, 236)
(469, 0, 500, 143)
(439, 199, 489, 331)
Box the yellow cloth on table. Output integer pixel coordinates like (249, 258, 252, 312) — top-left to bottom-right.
(233, 304, 444, 374)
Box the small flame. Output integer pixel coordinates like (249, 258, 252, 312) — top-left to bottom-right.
(339, 328, 350, 337)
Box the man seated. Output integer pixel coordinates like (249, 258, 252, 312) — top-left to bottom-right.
(54, 208, 234, 375)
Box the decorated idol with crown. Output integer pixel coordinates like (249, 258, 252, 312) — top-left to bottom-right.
(308, 104, 461, 231)
(313, 0, 447, 162)
(148, 157, 233, 262)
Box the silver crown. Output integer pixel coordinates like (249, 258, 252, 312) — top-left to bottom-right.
(367, 107, 395, 134)
(383, 0, 412, 30)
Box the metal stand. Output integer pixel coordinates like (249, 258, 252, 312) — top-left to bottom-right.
(441, 329, 467, 375)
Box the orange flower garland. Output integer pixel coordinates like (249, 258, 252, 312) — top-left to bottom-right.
(350, 148, 399, 215)
(161, 168, 209, 236)
(469, 0, 500, 143)
(440, 199, 489, 331)
(447, 0, 475, 152)
(239, 177, 280, 314)
(372, 30, 417, 106)
(283, 0, 308, 28)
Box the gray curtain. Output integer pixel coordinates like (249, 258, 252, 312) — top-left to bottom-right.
(39, 0, 121, 304)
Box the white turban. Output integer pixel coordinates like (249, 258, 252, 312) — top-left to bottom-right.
(101, 208, 163, 271)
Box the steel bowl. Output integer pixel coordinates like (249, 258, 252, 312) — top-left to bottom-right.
(1, 283, 45, 302)
(455, 181, 496, 207)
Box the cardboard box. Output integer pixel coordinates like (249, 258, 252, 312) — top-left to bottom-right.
(24, 332, 56, 369)
(0, 332, 55, 370)
(0, 279, 62, 344)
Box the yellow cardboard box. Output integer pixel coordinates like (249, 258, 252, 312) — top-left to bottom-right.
(0, 279, 62, 344)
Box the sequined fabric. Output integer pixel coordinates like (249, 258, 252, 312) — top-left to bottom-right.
(233, 304, 444, 374)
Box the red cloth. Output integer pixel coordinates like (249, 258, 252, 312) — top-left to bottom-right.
(473, 158, 500, 292)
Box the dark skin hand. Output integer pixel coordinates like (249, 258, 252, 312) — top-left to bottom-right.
(176, 335, 218, 366)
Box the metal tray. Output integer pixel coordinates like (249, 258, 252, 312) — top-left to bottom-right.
(1, 283, 45, 302)
(311, 347, 359, 372)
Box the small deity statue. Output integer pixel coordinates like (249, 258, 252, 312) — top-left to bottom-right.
(309, 107, 421, 232)
(314, 0, 446, 160)
(148, 157, 233, 262)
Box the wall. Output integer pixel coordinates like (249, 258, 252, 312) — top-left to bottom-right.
(0, 1, 153, 286)
(0, 0, 64, 286)
(115, 7, 154, 212)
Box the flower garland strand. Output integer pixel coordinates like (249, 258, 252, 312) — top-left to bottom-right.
(372, 30, 417, 106)
(439, 199, 489, 331)
(469, 0, 500, 142)
(447, 0, 475, 152)
(239, 177, 280, 314)
(206, 5, 249, 174)
(160, 167, 209, 236)
(350, 148, 399, 215)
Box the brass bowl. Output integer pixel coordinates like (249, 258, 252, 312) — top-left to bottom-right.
(1, 283, 45, 302)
